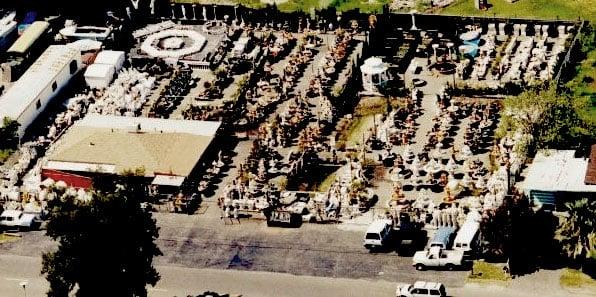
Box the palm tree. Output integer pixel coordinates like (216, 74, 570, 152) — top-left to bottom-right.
(555, 198, 596, 266)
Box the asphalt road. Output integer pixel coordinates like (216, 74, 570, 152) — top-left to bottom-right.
(1, 254, 592, 297)
(0, 211, 466, 288)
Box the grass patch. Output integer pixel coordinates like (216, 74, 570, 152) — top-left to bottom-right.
(440, 0, 595, 22)
(355, 96, 389, 116)
(346, 114, 375, 146)
(0, 233, 21, 244)
(172, 0, 388, 12)
(343, 96, 387, 147)
(316, 170, 338, 191)
(277, 0, 332, 12)
(0, 149, 13, 164)
(174, 0, 596, 20)
(468, 261, 510, 283)
(560, 268, 596, 288)
(567, 47, 596, 125)
(173, 0, 266, 8)
(331, 0, 390, 13)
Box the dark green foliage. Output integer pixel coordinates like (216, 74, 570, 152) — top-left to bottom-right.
(480, 195, 540, 274)
(42, 180, 162, 297)
(497, 86, 595, 152)
(0, 117, 20, 151)
(556, 198, 596, 266)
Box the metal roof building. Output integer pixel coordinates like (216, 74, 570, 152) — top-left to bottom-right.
(522, 150, 596, 209)
(0, 45, 81, 137)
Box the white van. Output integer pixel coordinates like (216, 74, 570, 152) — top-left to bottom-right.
(453, 212, 481, 255)
(363, 219, 393, 250)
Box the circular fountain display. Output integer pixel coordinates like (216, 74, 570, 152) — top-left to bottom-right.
(161, 37, 185, 49)
(141, 29, 206, 59)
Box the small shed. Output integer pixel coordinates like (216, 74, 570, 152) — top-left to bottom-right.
(522, 150, 596, 210)
(94, 50, 125, 71)
(84, 63, 115, 89)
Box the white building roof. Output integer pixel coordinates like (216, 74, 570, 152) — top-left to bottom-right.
(84, 63, 114, 79)
(0, 45, 80, 122)
(152, 175, 185, 187)
(78, 114, 220, 136)
(59, 26, 111, 41)
(67, 39, 102, 52)
(522, 150, 596, 194)
(94, 50, 125, 67)
(44, 161, 117, 174)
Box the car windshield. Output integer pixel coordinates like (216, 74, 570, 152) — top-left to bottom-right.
(366, 233, 380, 240)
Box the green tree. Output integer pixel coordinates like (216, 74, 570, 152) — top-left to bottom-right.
(0, 117, 20, 150)
(480, 194, 539, 274)
(497, 86, 595, 151)
(556, 198, 596, 267)
(41, 180, 161, 297)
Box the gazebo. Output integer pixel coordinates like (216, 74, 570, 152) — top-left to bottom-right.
(360, 57, 389, 93)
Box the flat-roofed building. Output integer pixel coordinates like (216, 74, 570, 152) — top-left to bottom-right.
(84, 63, 115, 89)
(42, 115, 221, 189)
(522, 149, 596, 210)
(93, 50, 125, 71)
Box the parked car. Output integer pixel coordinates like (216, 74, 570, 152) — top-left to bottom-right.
(0, 210, 37, 231)
(396, 281, 447, 297)
(363, 219, 393, 250)
(413, 246, 464, 271)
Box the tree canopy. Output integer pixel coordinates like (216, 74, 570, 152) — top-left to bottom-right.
(555, 198, 596, 267)
(0, 117, 20, 151)
(497, 86, 595, 153)
(42, 180, 161, 297)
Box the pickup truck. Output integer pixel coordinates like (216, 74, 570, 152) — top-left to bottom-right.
(0, 210, 38, 231)
(412, 246, 463, 271)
